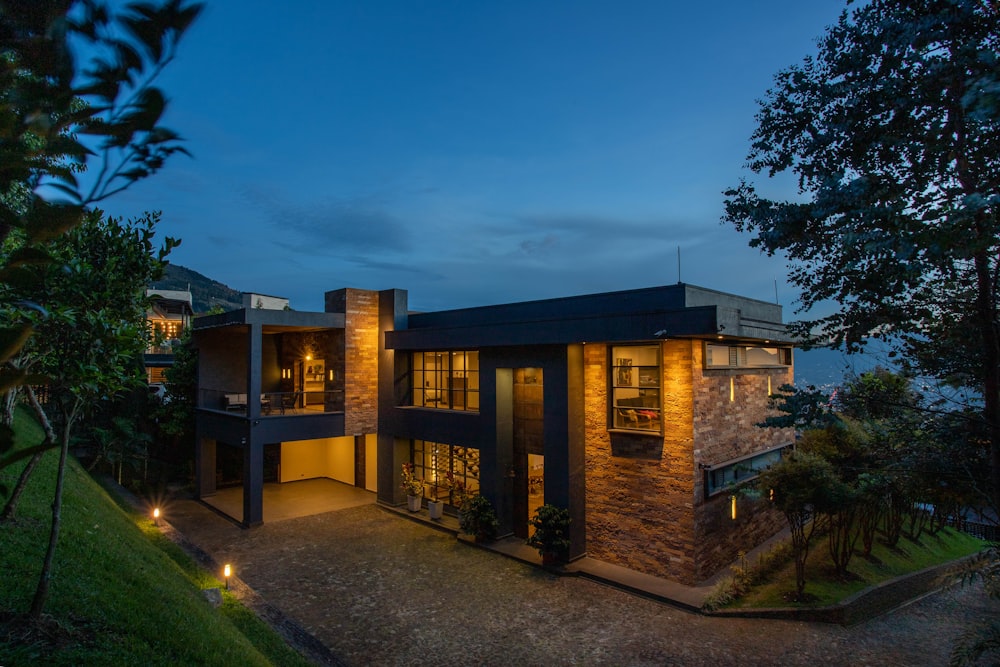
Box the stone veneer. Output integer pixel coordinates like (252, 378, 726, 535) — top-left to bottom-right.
(585, 339, 793, 585)
(332, 289, 380, 435)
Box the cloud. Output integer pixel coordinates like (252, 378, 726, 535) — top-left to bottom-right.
(239, 184, 413, 254)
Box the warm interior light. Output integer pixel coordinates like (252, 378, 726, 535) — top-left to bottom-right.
(730, 495, 737, 520)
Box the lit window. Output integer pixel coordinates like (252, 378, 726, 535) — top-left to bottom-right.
(705, 344, 791, 369)
(413, 440, 480, 505)
(410, 351, 479, 411)
(610, 345, 661, 432)
(704, 444, 793, 497)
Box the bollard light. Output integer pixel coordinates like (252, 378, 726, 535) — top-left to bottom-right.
(224, 563, 232, 590)
(152, 507, 160, 526)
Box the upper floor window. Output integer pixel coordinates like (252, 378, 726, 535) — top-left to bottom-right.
(412, 351, 479, 411)
(610, 344, 661, 432)
(705, 343, 791, 369)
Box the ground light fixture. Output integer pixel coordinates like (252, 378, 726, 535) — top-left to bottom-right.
(224, 563, 232, 590)
(152, 507, 160, 526)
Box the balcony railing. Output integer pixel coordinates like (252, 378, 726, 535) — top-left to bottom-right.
(200, 389, 344, 415)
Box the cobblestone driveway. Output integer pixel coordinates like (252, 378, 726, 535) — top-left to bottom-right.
(166, 500, 996, 667)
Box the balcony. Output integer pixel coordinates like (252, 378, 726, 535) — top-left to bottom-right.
(200, 389, 345, 416)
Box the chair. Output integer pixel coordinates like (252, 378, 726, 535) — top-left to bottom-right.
(280, 392, 298, 414)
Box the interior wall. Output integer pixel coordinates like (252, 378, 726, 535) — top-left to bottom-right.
(365, 434, 377, 492)
(280, 436, 356, 485)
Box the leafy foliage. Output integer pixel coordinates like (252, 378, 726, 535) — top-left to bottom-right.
(459, 494, 499, 542)
(526, 503, 572, 562)
(723, 0, 1000, 512)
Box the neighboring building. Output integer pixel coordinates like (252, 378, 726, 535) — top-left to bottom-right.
(192, 283, 795, 584)
(145, 288, 194, 384)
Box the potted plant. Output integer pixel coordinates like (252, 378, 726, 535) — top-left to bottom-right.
(527, 504, 572, 565)
(426, 484, 444, 520)
(459, 494, 499, 542)
(400, 462, 423, 512)
(443, 472, 471, 513)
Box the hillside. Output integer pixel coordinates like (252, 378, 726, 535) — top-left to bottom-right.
(0, 410, 311, 666)
(151, 263, 243, 313)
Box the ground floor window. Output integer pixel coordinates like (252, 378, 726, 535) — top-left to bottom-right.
(703, 443, 793, 497)
(413, 440, 480, 505)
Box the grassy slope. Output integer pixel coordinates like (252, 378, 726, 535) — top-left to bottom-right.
(732, 523, 985, 608)
(0, 410, 311, 666)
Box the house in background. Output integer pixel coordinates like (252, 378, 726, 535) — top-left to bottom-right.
(192, 283, 794, 585)
(145, 288, 194, 384)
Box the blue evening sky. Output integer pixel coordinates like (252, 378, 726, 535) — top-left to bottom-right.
(105, 1, 847, 315)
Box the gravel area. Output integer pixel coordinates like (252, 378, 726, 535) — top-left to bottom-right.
(164, 499, 998, 667)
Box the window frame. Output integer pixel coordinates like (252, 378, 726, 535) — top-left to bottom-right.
(704, 343, 792, 370)
(702, 443, 794, 498)
(609, 343, 662, 434)
(410, 350, 480, 412)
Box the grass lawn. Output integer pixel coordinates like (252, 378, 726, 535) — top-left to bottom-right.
(0, 409, 312, 666)
(728, 523, 987, 609)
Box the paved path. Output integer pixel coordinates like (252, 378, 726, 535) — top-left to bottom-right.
(164, 499, 997, 666)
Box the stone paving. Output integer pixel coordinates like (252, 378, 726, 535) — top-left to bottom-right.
(164, 498, 998, 667)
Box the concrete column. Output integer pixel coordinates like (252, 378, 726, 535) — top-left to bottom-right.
(243, 432, 263, 527)
(196, 436, 216, 497)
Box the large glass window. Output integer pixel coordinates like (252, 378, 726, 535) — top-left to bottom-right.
(610, 344, 661, 432)
(411, 351, 479, 411)
(704, 444, 793, 497)
(413, 440, 480, 504)
(705, 344, 792, 369)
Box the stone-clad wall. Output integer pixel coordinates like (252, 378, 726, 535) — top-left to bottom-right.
(690, 343, 793, 580)
(584, 340, 698, 583)
(342, 289, 379, 435)
(584, 339, 794, 585)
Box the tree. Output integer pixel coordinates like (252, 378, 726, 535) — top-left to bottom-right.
(14, 210, 175, 618)
(756, 451, 847, 600)
(0, 0, 202, 479)
(723, 1, 1000, 513)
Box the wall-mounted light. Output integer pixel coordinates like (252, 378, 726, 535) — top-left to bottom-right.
(769, 488, 775, 502)
(281, 368, 291, 379)
(328, 369, 334, 381)
(224, 563, 232, 590)
(729, 377, 735, 402)
(730, 495, 738, 520)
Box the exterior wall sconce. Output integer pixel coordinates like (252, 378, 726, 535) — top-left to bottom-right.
(730, 495, 738, 520)
(328, 369, 334, 381)
(281, 368, 291, 379)
(224, 563, 232, 590)
(729, 377, 735, 402)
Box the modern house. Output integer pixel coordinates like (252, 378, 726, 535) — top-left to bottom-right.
(145, 288, 194, 384)
(192, 283, 795, 584)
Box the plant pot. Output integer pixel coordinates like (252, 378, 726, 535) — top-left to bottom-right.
(427, 500, 444, 520)
(406, 495, 421, 512)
